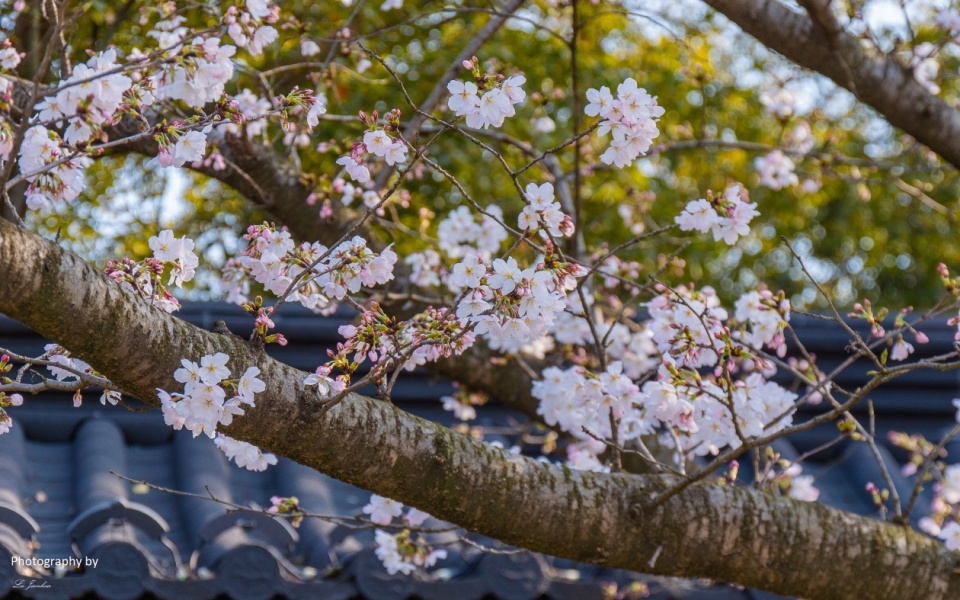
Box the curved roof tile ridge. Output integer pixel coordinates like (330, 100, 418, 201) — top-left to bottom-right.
(69, 418, 181, 586)
(0, 424, 40, 592)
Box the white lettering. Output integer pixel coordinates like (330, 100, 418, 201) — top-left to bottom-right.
(11, 555, 97, 569)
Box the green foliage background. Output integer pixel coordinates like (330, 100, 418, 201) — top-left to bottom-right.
(11, 0, 960, 310)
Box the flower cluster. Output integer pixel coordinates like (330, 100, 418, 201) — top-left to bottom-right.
(267, 495, 306, 527)
(533, 284, 805, 469)
(647, 285, 789, 367)
(336, 109, 408, 184)
(550, 301, 658, 379)
(223, 1, 279, 55)
(733, 289, 790, 355)
(317, 303, 475, 393)
(104, 230, 199, 313)
(759, 86, 798, 119)
(534, 362, 650, 469)
(43, 343, 93, 384)
(675, 183, 760, 245)
(755, 150, 799, 191)
(517, 182, 574, 239)
(158, 353, 272, 470)
(17, 126, 90, 212)
(762, 461, 820, 502)
(375, 530, 448, 575)
(783, 465, 820, 502)
(156, 129, 209, 168)
(40, 344, 120, 407)
(35, 49, 134, 147)
(214, 434, 278, 471)
(105, 257, 181, 313)
(893, 409, 960, 550)
(437, 205, 509, 260)
(148, 230, 201, 288)
(363, 128, 408, 166)
(362, 495, 444, 575)
(909, 42, 940, 95)
(584, 77, 664, 168)
(447, 69, 526, 130)
(453, 247, 585, 354)
(404, 249, 444, 288)
(646, 285, 729, 369)
(151, 30, 235, 105)
(645, 291, 798, 453)
(0, 354, 24, 435)
(537, 357, 799, 466)
(398, 307, 477, 369)
(223, 224, 398, 312)
(227, 89, 275, 139)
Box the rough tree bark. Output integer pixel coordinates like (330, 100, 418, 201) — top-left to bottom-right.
(2, 215, 960, 600)
(703, 0, 960, 170)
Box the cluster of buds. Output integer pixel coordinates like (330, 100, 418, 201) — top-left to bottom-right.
(274, 86, 325, 131)
(888, 430, 943, 478)
(848, 298, 888, 338)
(223, 2, 280, 46)
(865, 482, 891, 515)
(214, 94, 248, 127)
(267, 495, 305, 528)
(240, 296, 288, 346)
(332, 302, 397, 372)
(717, 460, 740, 486)
(460, 55, 508, 92)
(938, 263, 960, 296)
(404, 307, 476, 363)
(357, 108, 402, 130)
(117, 78, 159, 118)
(374, 529, 447, 576)
(105, 256, 181, 313)
(785, 356, 828, 404)
(0, 354, 24, 435)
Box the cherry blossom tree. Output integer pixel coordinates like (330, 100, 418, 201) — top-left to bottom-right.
(5, 0, 960, 597)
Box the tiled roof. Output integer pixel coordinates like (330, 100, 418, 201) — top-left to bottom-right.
(1, 303, 958, 600)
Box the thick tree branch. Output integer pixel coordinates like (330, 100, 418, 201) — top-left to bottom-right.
(2, 218, 960, 599)
(5, 77, 348, 244)
(110, 117, 355, 247)
(703, 0, 960, 169)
